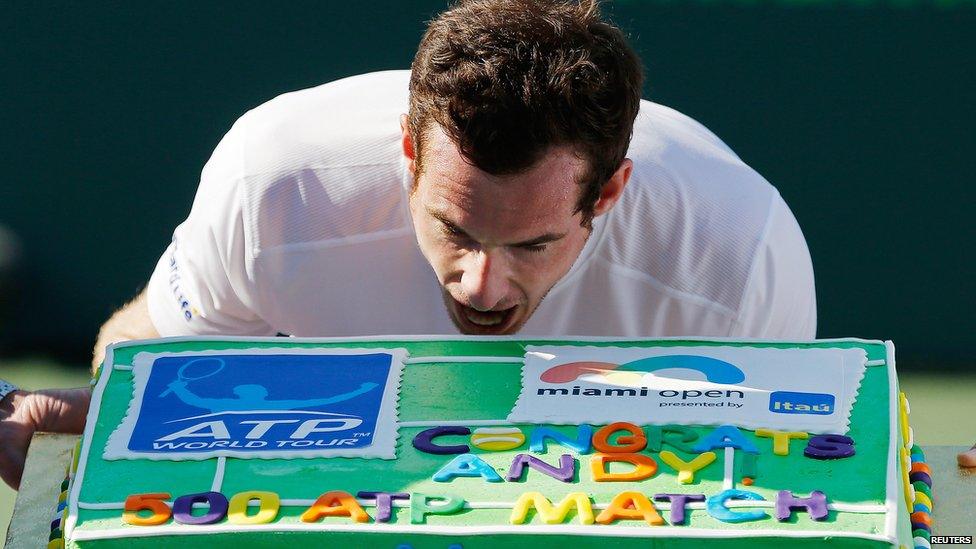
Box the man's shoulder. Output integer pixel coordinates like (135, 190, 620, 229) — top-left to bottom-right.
(602, 100, 792, 317)
(227, 71, 413, 255)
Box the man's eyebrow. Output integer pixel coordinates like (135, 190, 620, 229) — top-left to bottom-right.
(426, 207, 565, 247)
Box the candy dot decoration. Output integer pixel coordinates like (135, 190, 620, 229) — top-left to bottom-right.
(227, 491, 280, 525)
(172, 492, 229, 525)
(122, 493, 173, 526)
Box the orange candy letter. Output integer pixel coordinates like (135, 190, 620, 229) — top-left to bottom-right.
(301, 490, 370, 523)
(122, 493, 173, 526)
(592, 422, 647, 453)
(591, 453, 658, 481)
(595, 491, 664, 525)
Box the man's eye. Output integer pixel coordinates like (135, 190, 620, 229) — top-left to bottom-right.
(519, 244, 547, 253)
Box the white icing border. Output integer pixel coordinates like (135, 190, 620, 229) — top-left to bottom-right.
(883, 340, 899, 543)
(68, 523, 896, 543)
(103, 347, 407, 461)
(105, 335, 889, 346)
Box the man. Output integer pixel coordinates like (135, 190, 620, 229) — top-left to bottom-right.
(1, 0, 819, 489)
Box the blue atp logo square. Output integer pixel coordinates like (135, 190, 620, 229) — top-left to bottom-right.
(107, 349, 405, 460)
(768, 391, 835, 415)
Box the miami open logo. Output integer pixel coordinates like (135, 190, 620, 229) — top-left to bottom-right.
(105, 349, 406, 460)
(540, 354, 746, 391)
(509, 345, 863, 432)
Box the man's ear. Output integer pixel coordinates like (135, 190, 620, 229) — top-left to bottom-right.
(592, 158, 633, 217)
(400, 114, 416, 174)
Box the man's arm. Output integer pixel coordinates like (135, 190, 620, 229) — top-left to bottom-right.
(92, 289, 159, 372)
(0, 292, 158, 490)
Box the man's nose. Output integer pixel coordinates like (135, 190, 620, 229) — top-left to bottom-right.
(460, 249, 509, 311)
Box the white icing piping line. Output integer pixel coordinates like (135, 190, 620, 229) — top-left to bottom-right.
(211, 457, 226, 492)
(113, 364, 133, 371)
(722, 447, 735, 490)
(882, 340, 899, 542)
(864, 359, 886, 367)
(404, 356, 524, 364)
(77, 497, 886, 514)
(69, 523, 896, 543)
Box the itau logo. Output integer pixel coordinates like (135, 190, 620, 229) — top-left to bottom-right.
(107, 350, 405, 460)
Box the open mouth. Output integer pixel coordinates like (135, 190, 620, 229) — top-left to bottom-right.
(453, 300, 518, 334)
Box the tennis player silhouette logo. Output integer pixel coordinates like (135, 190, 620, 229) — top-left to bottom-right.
(158, 357, 380, 413)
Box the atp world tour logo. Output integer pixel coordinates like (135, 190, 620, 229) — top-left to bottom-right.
(105, 348, 407, 460)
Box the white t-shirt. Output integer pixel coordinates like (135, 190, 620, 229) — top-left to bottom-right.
(146, 70, 816, 340)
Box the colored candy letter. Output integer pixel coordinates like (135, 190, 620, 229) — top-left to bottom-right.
(592, 422, 647, 453)
(433, 453, 504, 482)
(755, 429, 809, 456)
(529, 425, 593, 454)
(506, 453, 576, 483)
(803, 434, 855, 459)
(658, 451, 716, 484)
(775, 490, 828, 521)
(591, 453, 658, 481)
(410, 492, 466, 524)
(706, 489, 768, 523)
(172, 491, 229, 525)
(357, 492, 409, 523)
(301, 491, 369, 523)
(595, 491, 664, 525)
(228, 491, 280, 525)
(413, 426, 471, 455)
(692, 425, 759, 454)
(654, 493, 705, 525)
(510, 492, 594, 525)
(122, 493, 172, 526)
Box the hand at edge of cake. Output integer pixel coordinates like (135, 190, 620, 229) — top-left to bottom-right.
(958, 445, 976, 468)
(0, 387, 91, 490)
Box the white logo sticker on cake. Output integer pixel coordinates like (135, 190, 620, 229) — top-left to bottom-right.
(508, 346, 867, 434)
(105, 348, 406, 460)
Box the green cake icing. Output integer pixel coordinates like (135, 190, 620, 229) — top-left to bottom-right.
(58, 336, 926, 548)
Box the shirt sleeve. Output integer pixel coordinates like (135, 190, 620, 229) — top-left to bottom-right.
(729, 193, 817, 339)
(145, 116, 275, 337)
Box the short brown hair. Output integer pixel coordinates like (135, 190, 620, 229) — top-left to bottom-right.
(408, 0, 644, 226)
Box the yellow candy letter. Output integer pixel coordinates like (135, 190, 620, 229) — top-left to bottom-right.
(755, 429, 809, 456)
(301, 490, 370, 523)
(658, 450, 716, 484)
(228, 491, 280, 525)
(510, 492, 594, 525)
(595, 491, 664, 526)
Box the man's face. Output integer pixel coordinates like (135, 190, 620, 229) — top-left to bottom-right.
(407, 124, 594, 335)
